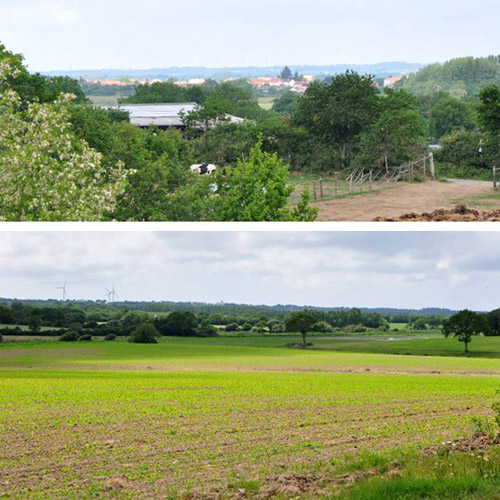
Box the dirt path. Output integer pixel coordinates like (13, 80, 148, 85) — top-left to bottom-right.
(313, 180, 500, 221)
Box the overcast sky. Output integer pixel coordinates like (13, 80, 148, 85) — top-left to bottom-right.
(1, 0, 499, 71)
(0, 231, 499, 310)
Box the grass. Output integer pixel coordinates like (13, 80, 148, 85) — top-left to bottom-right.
(1, 337, 500, 498)
(257, 96, 275, 110)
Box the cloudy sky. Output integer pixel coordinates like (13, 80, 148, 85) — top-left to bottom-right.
(1, 0, 498, 71)
(0, 231, 498, 310)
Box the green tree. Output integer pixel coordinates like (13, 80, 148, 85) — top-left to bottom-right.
(486, 308, 500, 336)
(357, 89, 427, 167)
(285, 311, 317, 346)
(442, 310, 489, 354)
(478, 85, 500, 165)
(294, 71, 380, 169)
(128, 323, 161, 344)
(0, 63, 129, 221)
(280, 66, 293, 80)
(155, 312, 199, 337)
(28, 315, 42, 334)
(212, 138, 317, 221)
(429, 95, 475, 139)
(272, 91, 300, 116)
(196, 318, 219, 337)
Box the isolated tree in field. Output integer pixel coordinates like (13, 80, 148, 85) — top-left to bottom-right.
(441, 310, 489, 354)
(285, 311, 317, 347)
(128, 323, 161, 344)
(0, 62, 130, 221)
(294, 71, 380, 169)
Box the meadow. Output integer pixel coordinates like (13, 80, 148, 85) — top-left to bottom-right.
(1, 335, 500, 499)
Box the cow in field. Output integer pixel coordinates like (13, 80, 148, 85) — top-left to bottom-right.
(190, 163, 217, 175)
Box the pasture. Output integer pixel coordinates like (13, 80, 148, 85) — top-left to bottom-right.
(1, 336, 500, 499)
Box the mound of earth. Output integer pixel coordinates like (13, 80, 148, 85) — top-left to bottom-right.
(374, 204, 500, 222)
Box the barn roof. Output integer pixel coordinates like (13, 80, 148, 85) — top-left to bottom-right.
(111, 103, 244, 128)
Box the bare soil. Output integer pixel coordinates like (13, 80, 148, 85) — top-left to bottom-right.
(375, 203, 500, 222)
(312, 181, 500, 221)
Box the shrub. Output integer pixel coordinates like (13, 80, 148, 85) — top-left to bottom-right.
(240, 323, 252, 331)
(104, 334, 117, 341)
(128, 323, 160, 344)
(354, 324, 368, 333)
(197, 319, 219, 337)
(225, 323, 240, 332)
(78, 334, 92, 341)
(313, 321, 334, 333)
(59, 330, 80, 342)
(270, 323, 285, 333)
(0, 333, 2, 343)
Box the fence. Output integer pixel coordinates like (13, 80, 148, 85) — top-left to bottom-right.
(295, 153, 436, 203)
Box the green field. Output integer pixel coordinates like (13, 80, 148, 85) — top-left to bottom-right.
(1, 336, 500, 499)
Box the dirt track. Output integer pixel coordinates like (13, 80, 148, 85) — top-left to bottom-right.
(313, 180, 499, 221)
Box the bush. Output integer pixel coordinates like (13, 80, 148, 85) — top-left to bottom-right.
(128, 323, 160, 344)
(240, 323, 253, 331)
(59, 330, 80, 342)
(78, 334, 92, 341)
(104, 333, 117, 341)
(0, 333, 2, 343)
(354, 324, 368, 333)
(225, 323, 240, 332)
(197, 319, 219, 337)
(270, 323, 285, 333)
(313, 321, 334, 333)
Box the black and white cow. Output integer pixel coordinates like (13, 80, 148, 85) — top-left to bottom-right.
(190, 163, 217, 176)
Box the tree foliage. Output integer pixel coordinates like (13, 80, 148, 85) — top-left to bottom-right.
(212, 138, 318, 221)
(128, 323, 161, 344)
(442, 310, 489, 354)
(294, 71, 380, 168)
(0, 63, 129, 221)
(285, 311, 317, 346)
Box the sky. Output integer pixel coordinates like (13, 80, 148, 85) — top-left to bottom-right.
(0, 0, 499, 71)
(1, 231, 499, 310)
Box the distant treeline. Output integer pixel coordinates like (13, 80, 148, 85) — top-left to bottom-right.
(0, 299, 457, 338)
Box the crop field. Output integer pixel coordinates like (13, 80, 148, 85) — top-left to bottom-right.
(1, 337, 500, 499)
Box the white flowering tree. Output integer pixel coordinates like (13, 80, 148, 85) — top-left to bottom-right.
(0, 63, 130, 221)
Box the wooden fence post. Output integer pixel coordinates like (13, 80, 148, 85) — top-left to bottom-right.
(349, 172, 353, 193)
(494, 166, 498, 190)
(369, 170, 373, 190)
(312, 181, 317, 200)
(429, 152, 435, 179)
(319, 178, 324, 200)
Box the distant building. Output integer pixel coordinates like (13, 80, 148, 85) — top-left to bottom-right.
(174, 78, 206, 87)
(383, 76, 404, 88)
(250, 76, 310, 93)
(112, 103, 244, 129)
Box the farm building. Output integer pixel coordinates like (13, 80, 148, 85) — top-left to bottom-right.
(113, 103, 245, 129)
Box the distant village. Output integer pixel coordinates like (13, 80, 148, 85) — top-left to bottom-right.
(84, 72, 404, 94)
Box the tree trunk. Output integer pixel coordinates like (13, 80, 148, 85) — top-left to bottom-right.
(464, 340, 469, 354)
(301, 332, 306, 346)
(339, 143, 347, 170)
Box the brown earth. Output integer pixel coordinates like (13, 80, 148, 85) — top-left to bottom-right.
(312, 180, 500, 221)
(375, 203, 500, 222)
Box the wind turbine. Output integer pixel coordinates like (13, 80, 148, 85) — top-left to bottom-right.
(105, 285, 119, 304)
(56, 281, 68, 301)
